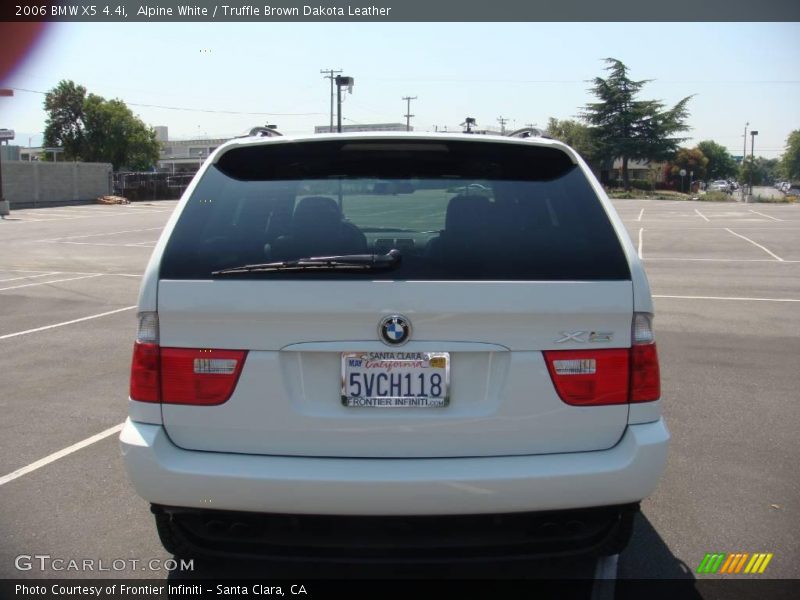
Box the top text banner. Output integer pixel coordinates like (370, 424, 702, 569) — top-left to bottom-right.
(3, 0, 799, 21)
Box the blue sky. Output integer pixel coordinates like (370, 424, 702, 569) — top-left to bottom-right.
(1, 22, 798, 157)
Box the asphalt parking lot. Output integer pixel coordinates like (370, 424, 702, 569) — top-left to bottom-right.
(0, 198, 798, 586)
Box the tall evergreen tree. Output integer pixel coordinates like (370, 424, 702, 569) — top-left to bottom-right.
(582, 59, 693, 190)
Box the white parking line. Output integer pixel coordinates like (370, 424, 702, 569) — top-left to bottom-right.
(645, 257, 799, 263)
(37, 226, 162, 242)
(0, 423, 124, 487)
(0, 273, 103, 292)
(0, 306, 136, 340)
(0, 272, 58, 283)
(694, 208, 710, 222)
(4, 209, 169, 224)
(748, 209, 783, 222)
(637, 208, 644, 222)
(654, 294, 800, 303)
(637, 228, 644, 259)
(725, 228, 784, 261)
(57, 241, 155, 248)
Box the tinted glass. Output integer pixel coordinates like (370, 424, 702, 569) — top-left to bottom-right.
(160, 139, 630, 281)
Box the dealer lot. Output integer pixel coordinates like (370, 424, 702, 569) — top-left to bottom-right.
(0, 199, 798, 582)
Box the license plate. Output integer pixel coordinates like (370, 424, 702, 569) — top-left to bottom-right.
(341, 352, 450, 408)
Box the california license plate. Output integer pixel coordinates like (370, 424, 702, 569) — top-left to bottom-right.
(341, 352, 450, 407)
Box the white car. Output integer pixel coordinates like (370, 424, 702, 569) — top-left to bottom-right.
(121, 132, 668, 561)
(707, 180, 732, 193)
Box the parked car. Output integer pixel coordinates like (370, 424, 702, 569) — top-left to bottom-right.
(121, 132, 668, 561)
(707, 180, 732, 193)
(785, 186, 800, 198)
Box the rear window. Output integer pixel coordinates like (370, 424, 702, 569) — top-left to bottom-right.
(159, 139, 630, 281)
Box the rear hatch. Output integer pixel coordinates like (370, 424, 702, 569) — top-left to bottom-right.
(156, 137, 634, 458)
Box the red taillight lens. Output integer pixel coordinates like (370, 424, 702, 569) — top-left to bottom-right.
(630, 343, 660, 402)
(160, 348, 247, 405)
(130, 341, 161, 403)
(543, 349, 630, 406)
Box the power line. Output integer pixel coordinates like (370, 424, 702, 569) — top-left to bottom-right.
(9, 87, 325, 117)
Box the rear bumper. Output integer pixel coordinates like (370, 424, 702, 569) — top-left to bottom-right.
(152, 503, 639, 561)
(120, 417, 669, 515)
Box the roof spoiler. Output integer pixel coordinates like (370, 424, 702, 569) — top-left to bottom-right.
(238, 126, 283, 138)
(506, 127, 551, 139)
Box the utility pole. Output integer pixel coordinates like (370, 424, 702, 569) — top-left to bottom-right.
(335, 76, 355, 133)
(497, 116, 509, 135)
(320, 68, 343, 133)
(0, 88, 14, 218)
(402, 96, 417, 131)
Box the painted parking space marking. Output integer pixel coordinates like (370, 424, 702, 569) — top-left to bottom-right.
(654, 294, 800, 303)
(645, 257, 800, 263)
(0, 306, 137, 341)
(748, 210, 783, 222)
(0, 272, 58, 283)
(0, 273, 103, 292)
(36, 227, 162, 243)
(694, 209, 710, 222)
(725, 228, 784, 261)
(0, 423, 124, 487)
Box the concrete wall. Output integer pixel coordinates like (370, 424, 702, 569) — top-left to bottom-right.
(1, 161, 112, 208)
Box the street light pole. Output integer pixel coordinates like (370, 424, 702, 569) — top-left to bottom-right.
(749, 130, 759, 200)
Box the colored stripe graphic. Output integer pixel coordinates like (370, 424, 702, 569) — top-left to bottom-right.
(699, 552, 773, 574)
(697, 553, 726, 574)
(744, 553, 774, 574)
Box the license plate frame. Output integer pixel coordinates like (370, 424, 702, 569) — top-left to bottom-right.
(340, 351, 450, 408)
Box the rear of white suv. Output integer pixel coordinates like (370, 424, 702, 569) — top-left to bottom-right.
(120, 133, 668, 560)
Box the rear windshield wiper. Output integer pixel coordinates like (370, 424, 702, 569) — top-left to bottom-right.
(211, 249, 402, 276)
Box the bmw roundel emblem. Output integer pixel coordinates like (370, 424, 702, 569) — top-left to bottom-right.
(379, 315, 411, 346)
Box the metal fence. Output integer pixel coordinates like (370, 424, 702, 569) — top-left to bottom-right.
(112, 172, 194, 201)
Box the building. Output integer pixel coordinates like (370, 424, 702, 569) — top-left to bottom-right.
(314, 123, 410, 134)
(156, 127, 232, 173)
(609, 158, 667, 184)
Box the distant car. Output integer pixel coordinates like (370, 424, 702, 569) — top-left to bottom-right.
(786, 187, 800, 198)
(707, 180, 732, 193)
(782, 182, 792, 193)
(121, 131, 668, 562)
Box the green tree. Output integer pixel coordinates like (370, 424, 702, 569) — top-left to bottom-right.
(739, 156, 779, 187)
(581, 58, 693, 190)
(696, 140, 738, 182)
(42, 80, 160, 170)
(780, 130, 800, 181)
(42, 80, 87, 161)
(545, 117, 599, 164)
(667, 147, 708, 191)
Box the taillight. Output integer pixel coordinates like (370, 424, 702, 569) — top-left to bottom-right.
(130, 313, 160, 403)
(544, 312, 661, 406)
(129, 311, 247, 406)
(161, 348, 246, 405)
(630, 313, 661, 402)
(543, 349, 630, 405)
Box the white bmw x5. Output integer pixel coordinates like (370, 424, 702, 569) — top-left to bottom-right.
(120, 131, 668, 560)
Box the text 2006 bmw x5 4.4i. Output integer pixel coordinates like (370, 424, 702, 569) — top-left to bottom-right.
(120, 131, 668, 560)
